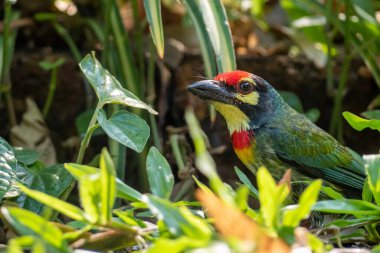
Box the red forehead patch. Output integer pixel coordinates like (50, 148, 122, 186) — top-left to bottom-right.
(214, 70, 251, 86)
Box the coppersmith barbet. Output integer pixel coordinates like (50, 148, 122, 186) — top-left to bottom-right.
(188, 70, 365, 194)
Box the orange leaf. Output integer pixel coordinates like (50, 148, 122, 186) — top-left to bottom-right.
(196, 189, 290, 253)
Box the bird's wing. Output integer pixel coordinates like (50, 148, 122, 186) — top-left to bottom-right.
(268, 120, 365, 190)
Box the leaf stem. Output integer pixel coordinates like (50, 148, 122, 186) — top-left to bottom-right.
(1, 0, 17, 127)
(42, 67, 58, 117)
(329, 2, 351, 142)
(169, 134, 187, 178)
(76, 103, 102, 164)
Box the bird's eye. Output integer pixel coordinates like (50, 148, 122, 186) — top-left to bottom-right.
(238, 81, 254, 94)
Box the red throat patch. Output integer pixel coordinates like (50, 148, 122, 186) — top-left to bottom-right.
(231, 130, 255, 149)
(214, 70, 251, 86)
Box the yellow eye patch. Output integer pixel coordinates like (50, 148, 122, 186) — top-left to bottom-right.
(236, 92, 260, 105)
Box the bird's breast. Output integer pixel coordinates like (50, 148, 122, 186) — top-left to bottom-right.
(231, 130, 256, 167)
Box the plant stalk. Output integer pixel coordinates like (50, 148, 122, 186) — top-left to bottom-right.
(42, 67, 58, 117)
(1, 0, 17, 127)
(76, 103, 102, 164)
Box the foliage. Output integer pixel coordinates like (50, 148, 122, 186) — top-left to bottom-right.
(1, 0, 380, 251)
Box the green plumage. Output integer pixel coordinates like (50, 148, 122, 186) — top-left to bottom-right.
(253, 101, 365, 192)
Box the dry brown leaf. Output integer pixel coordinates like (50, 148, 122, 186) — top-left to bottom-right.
(10, 98, 57, 165)
(278, 169, 292, 191)
(196, 189, 290, 253)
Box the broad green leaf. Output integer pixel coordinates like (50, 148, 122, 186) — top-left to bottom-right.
(0, 137, 19, 200)
(257, 166, 279, 229)
(234, 167, 258, 198)
(64, 163, 142, 202)
(312, 199, 380, 215)
(1, 207, 70, 253)
(100, 148, 116, 224)
(98, 109, 150, 153)
(79, 54, 157, 114)
(17, 184, 86, 221)
(343, 111, 380, 131)
(144, 194, 212, 239)
(79, 173, 101, 224)
(146, 147, 174, 199)
(364, 155, 380, 205)
(279, 91, 304, 113)
(198, 0, 236, 72)
(362, 110, 380, 120)
(143, 0, 164, 58)
(16, 164, 73, 214)
(13, 148, 40, 165)
(283, 180, 322, 227)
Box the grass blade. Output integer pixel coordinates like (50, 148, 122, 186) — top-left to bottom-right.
(143, 0, 164, 58)
(198, 0, 236, 72)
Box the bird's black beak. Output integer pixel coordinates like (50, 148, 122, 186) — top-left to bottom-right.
(187, 80, 235, 105)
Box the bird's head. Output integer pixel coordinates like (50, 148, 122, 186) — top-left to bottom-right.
(187, 70, 280, 132)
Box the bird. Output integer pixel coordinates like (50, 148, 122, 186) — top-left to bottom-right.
(187, 70, 365, 196)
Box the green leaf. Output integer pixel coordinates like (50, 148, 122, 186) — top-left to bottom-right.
(1, 207, 69, 252)
(0, 137, 19, 200)
(17, 184, 86, 221)
(343, 111, 380, 131)
(98, 109, 150, 153)
(257, 166, 281, 229)
(312, 199, 380, 215)
(146, 147, 174, 199)
(143, 0, 164, 58)
(64, 163, 142, 202)
(197, 0, 236, 72)
(259, 174, 289, 230)
(304, 108, 320, 123)
(39, 58, 65, 71)
(351, 0, 376, 23)
(362, 177, 373, 203)
(279, 90, 304, 113)
(182, 0, 217, 78)
(79, 173, 101, 224)
(234, 167, 258, 198)
(13, 148, 40, 165)
(361, 110, 380, 120)
(100, 148, 116, 224)
(364, 155, 380, 205)
(16, 164, 73, 214)
(325, 216, 380, 228)
(79, 53, 157, 114)
(283, 180, 322, 227)
(144, 194, 212, 239)
(320, 185, 344, 200)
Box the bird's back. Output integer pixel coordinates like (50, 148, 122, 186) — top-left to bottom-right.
(252, 103, 365, 192)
